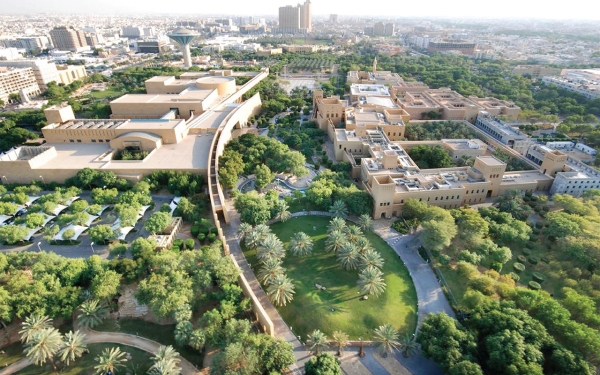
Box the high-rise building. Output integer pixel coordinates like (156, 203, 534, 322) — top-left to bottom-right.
(278, 0, 311, 34)
(373, 22, 395, 36)
(329, 14, 338, 23)
(121, 26, 144, 38)
(0, 66, 41, 103)
(49, 26, 88, 51)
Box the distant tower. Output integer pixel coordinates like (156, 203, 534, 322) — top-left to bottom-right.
(167, 28, 199, 68)
(373, 57, 377, 73)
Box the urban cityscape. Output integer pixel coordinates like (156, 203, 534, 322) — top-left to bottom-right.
(0, 1, 600, 375)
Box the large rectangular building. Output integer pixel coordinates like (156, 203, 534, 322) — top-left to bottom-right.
(49, 26, 88, 51)
(0, 60, 87, 91)
(427, 40, 476, 55)
(278, 0, 311, 34)
(0, 66, 41, 102)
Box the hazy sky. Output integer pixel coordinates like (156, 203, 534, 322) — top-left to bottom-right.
(5, 0, 600, 20)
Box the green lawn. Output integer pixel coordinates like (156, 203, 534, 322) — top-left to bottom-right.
(244, 216, 417, 340)
(89, 89, 123, 99)
(94, 318, 203, 368)
(0, 342, 24, 367)
(15, 343, 152, 375)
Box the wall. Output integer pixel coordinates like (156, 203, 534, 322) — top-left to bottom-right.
(235, 259, 275, 336)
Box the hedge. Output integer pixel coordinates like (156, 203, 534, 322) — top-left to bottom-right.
(517, 255, 527, 263)
(522, 248, 532, 256)
(528, 281, 541, 290)
(509, 272, 520, 282)
(528, 256, 539, 265)
(532, 272, 546, 283)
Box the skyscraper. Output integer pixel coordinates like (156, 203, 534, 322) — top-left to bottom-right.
(278, 0, 311, 34)
(49, 26, 88, 51)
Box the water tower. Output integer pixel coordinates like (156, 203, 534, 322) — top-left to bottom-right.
(167, 28, 199, 68)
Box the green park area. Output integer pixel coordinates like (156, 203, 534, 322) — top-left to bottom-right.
(88, 89, 124, 100)
(244, 216, 417, 340)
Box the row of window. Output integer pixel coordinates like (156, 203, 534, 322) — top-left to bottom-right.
(325, 113, 340, 118)
(69, 139, 110, 143)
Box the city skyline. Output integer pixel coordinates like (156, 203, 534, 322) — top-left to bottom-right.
(3, 0, 600, 20)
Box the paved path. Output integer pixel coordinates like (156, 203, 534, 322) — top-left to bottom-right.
(0, 330, 200, 375)
(373, 219, 455, 330)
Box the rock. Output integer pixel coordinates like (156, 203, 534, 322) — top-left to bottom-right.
(362, 295, 368, 300)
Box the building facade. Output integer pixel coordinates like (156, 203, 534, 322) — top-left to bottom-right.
(49, 26, 88, 51)
(0, 67, 41, 102)
(427, 40, 476, 55)
(278, 0, 311, 34)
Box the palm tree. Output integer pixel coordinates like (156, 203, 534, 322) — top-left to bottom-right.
(358, 214, 373, 233)
(399, 334, 420, 358)
(77, 299, 109, 329)
(257, 257, 285, 285)
(355, 236, 374, 254)
(337, 242, 360, 270)
(24, 327, 63, 366)
(360, 249, 384, 270)
(245, 230, 262, 251)
(94, 347, 127, 375)
(345, 225, 363, 244)
(149, 345, 181, 375)
(257, 233, 285, 262)
(254, 224, 272, 243)
(327, 217, 346, 234)
(332, 330, 349, 357)
(289, 232, 313, 256)
(373, 324, 401, 358)
(237, 222, 253, 241)
(267, 274, 295, 306)
(358, 266, 387, 297)
(307, 329, 328, 356)
(274, 201, 292, 222)
(188, 329, 206, 351)
(19, 313, 52, 343)
(58, 330, 87, 366)
(325, 230, 346, 254)
(174, 321, 193, 347)
(329, 200, 348, 218)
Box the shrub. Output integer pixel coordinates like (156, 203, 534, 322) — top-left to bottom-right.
(522, 248, 532, 256)
(535, 222, 544, 229)
(490, 262, 503, 272)
(109, 243, 127, 256)
(207, 233, 216, 242)
(184, 238, 195, 250)
(564, 278, 578, 288)
(438, 254, 451, 265)
(456, 261, 479, 280)
(159, 203, 172, 213)
(517, 255, 527, 263)
(528, 256, 539, 265)
(197, 233, 206, 242)
(199, 226, 210, 235)
(170, 245, 180, 253)
(525, 242, 535, 249)
(528, 281, 541, 290)
(210, 227, 218, 234)
(173, 238, 184, 248)
(191, 225, 200, 237)
(509, 272, 520, 282)
(458, 250, 483, 265)
(391, 220, 409, 234)
(513, 262, 526, 273)
(532, 272, 545, 283)
(540, 256, 551, 264)
(468, 276, 496, 296)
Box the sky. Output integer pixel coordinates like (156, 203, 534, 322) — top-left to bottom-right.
(4, 0, 600, 20)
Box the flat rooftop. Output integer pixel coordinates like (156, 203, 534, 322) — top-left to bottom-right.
(111, 88, 214, 104)
(44, 118, 186, 131)
(478, 156, 505, 166)
(477, 114, 525, 138)
(350, 84, 390, 97)
(191, 106, 236, 130)
(501, 171, 553, 184)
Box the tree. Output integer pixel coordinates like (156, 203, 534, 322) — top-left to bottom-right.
(144, 212, 172, 235)
(327, 217, 346, 234)
(399, 334, 420, 358)
(149, 345, 181, 375)
(24, 327, 63, 366)
(24, 213, 45, 229)
(305, 353, 342, 375)
(174, 321, 193, 347)
(289, 232, 313, 257)
(358, 214, 373, 233)
(62, 228, 76, 242)
(88, 225, 119, 245)
(408, 145, 453, 169)
(19, 313, 52, 343)
(358, 266, 387, 297)
(235, 191, 272, 225)
(274, 201, 292, 222)
(91, 187, 118, 205)
(421, 219, 457, 251)
(325, 230, 346, 254)
(402, 199, 429, 221)
(58, 330, 87, 366)
(188, 329, 206, 351)
(77, 299, 109, 329)
(373, 324, 401, 357)
(360, 249, 384, 269)
(257, 258, 285, 285)
(337, 243, 360, 270)
(267, 274, 295, 306)
(345, 225, 363, 244)
(90, 270, 121, 301)
(0, 202, 18, 216)
(307, 329, 328, 356)
(94, 347, 127, 375)
(257, 234, 285, 263)
(254, 164, 275, 191)
(329, 200, 348, 218)
(70, 200, 89, 213)
(495, 190, 533, 221)
(0, 225, 29, 245)
(332, 330, 349, 356)
(237, 222, 253, 241)
(210, 341, 259, 375)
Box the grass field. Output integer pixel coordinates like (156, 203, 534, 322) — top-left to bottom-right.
(95, 318, 204, 367)
(0, 342, 24, 367)
(15, 343, 152, 375)
(244, 216, 417, 340)
(89, 89, 123, 99)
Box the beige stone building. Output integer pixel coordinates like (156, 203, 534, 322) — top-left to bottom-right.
(0, 69, 268, 185)
(512, 65, 561, 78)
(0, 66, 41, 102)
(49, 26, 88, 51)
(0, 60, 87, 90)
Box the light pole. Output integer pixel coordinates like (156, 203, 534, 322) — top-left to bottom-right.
(1, 176, 7, 184)
(37, 242, 42, 252)
(39, 175, 46, 190)
(90, 242, 95, 254)
(358, 337, 364, 357)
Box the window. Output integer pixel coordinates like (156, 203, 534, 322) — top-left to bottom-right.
(99, 139, 104, 143)
(427, 197, 430, 201)
(440, 196, 443, 200)
(451, 196, 454, 199)
(91, 139, 96, 143)
(435, 197, 438, 201)
(106, 140, 110, 142)
(401, 200, 404, 204)
(77, 140, 81, 143)
(69, 139, 74, 143)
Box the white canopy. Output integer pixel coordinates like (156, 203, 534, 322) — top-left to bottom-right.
(25, 196, 40, 207)
(138, 205, 151, 218)
(82, 215, 99, 227)
(53, 224, 88, 241)
(22, 226, 42, 241)
(50, 204, 68, 216)
(86, 205, 111, 215)
(116, 226, 135, 240)
(64, 196, 80, 206)
(40, 214, 56, 227)
(0, 215, 12, 226)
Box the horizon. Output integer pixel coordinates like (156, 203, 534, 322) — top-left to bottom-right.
(2, 0, 600, 21)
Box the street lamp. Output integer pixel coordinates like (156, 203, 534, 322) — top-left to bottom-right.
(39, 176, 46, 190)
(358, 337, 364, 357)
(1, 176, 7, 184)
(37, 242, 42, 252)
(90, 242, 95, 254)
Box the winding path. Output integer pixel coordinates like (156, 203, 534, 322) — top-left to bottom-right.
(0, 330, 201, 375)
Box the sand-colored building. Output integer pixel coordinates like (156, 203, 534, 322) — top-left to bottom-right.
(512, 65, 561, 78)
(0, 69, 268, 185)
